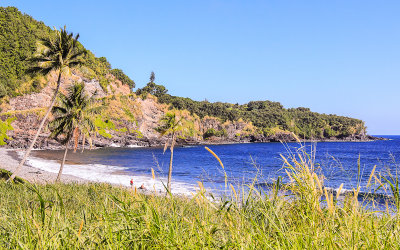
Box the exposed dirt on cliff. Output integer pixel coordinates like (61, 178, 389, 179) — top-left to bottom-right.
(136, 97, 168, 140)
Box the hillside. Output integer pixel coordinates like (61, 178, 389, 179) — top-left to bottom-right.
(0, 6, 134, 98)
(137, 82, 370, 141)
(0, 7, 374, 149)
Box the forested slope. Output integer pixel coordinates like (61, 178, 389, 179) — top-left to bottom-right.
(140, 84, 367, 140)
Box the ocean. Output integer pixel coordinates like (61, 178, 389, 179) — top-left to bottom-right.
(29, 135, 400, 197)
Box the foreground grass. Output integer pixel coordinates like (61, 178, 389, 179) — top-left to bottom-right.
(2, 144, 400, 249)
(0, 179, 399, 249)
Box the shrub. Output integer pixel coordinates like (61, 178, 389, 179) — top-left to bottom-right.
(110, 68, 135, 88)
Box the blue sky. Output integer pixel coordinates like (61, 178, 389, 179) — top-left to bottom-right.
(2, 1, 400, 134)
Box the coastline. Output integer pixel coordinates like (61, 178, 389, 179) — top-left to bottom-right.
(4, 134, 386, 151)
(0, 147, 196, 195)
(0, 148, 88, 184)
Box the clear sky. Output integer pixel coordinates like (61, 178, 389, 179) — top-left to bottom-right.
(2, 1, 399, 135)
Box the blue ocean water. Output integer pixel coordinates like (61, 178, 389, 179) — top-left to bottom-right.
(32, 135, 400, 195)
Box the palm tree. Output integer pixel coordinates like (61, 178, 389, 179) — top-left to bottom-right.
(49, 82, 99, 182)
(156, 112, 185, 193)
(8, 26, 85, 182)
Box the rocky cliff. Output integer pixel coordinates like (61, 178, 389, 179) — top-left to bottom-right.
(0, 68, 378, 150)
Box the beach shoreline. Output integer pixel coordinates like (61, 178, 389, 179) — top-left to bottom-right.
(3, 134, 387, 152)
(0, 147, 196, 195)
(0, 148, 88, 184)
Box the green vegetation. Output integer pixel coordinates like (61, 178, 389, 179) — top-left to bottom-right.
(110, 69, 135, 88)
(135, 73, 366, 140)
(0, 7, 51, 97)
(0, 117, 15, 145)
(1, 146, 400, 248)
(94, 118, 115, 139)
(136, 72, 167, 98)
(0, 7, 134, 97)
(157, 92, 366, 139)
(0, 168, 24, 183)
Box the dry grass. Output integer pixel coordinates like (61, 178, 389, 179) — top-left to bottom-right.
(1, 146, 400, 248)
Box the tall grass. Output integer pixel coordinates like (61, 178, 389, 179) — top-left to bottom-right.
(1, 146, 400, 248)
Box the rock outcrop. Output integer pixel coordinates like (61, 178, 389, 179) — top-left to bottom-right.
(0, 70, 382, 150)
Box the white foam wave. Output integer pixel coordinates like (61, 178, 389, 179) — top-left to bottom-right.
(181, 145, 198, 148)
(22, 152, 197, 195)
(127, 144, 144, 148)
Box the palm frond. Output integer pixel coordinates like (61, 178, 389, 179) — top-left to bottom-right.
(68, 50, 86, 61)
(26, 25, 84, 79)
(25, 66, 54, 76)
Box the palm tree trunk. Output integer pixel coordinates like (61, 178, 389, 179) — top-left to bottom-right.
(8, 70, 63, 182)
(56, 144, 68, 182)
(167, 133, 175, 193)
(73, 127, 79, 152)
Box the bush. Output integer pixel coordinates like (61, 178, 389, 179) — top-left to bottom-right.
(110, 68, 135, 88)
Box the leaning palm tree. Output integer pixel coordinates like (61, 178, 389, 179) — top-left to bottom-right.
(156, 112, 186, 193)
(8, 26, 85, 182)
(49, 82, 99, 182)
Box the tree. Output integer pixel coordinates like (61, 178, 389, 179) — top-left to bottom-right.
(136, 82, 167, 98)
(49, 82, 99, 182)
(155, 112, 186, 193)
(150, 71, 155, 83)
(8, 26, 85, 182)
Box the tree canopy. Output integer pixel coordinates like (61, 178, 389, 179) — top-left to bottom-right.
(136, 82, 168, 98)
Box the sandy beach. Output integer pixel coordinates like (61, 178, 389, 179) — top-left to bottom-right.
(0, 148, 183, 195)
(0, 148, 87, 184)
